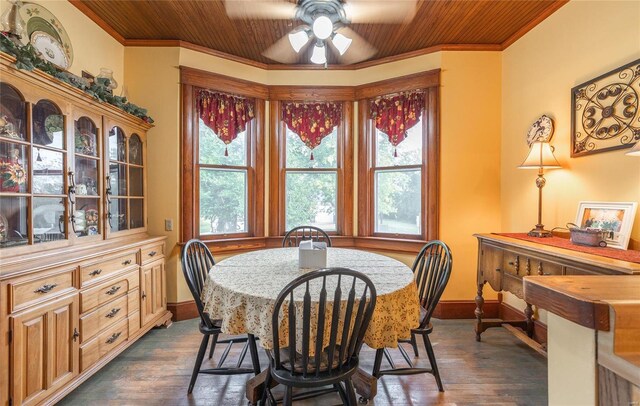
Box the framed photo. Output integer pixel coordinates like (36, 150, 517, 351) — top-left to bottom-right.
(575, 201, 638, 250)
(571, 59, 640, 157)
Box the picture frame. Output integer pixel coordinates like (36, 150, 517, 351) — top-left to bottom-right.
(575, 201, 638, 250)
(570, 58, 640, 157)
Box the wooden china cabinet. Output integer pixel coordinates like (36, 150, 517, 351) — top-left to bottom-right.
(0, 54, 170, 406)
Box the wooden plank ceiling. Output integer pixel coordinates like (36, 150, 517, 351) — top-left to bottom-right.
(75, 0, 564, 66)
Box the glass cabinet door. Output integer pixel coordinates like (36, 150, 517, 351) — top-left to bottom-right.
(31, 100, 67, 244)
(73, 117, 101, 237)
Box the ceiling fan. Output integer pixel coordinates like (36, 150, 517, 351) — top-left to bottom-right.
(224, 0, 418, 66)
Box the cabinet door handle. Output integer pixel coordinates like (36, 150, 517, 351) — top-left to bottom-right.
(106, 332, 122, 344)
(72, 327, 79, 342)
(106, 286, 121, 295)
(122, 259, 132, 265)
(34, 283, 57, 294)
(105, 308, 121, 318)
(89, 269, 102, 277)
(148, 251, 157, 257)
(141, 291, 147, 300)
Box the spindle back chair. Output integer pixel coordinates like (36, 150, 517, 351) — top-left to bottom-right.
(282, 225, 332, 247)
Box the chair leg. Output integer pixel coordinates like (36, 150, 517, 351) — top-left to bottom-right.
(260, 369, 272, 406)
(372, 348, 384, 378)
(334, 383, 348, 405)
(188, 334, 209, 394)
(282, 385, 293, 406)
(423, 334, 444, 392)
(208, 333, 218, 360)
(344, 379, 357, 405)
(410, 332, 419, 357)
(248, 334, 261, 375)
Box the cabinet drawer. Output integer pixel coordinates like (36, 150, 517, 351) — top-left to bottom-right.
(533, 260, 563, 276)
(9, 268, 76, 313)
(80, 336, 100, 372)
(502, 251, 523, 276)
(99, 318, 128, 357)
(141, 243, 164, 264)
(80, 294, 129, 343)
(80, 251, 138, 286)
(503, 273, 524, 300)
(80, 270, 139, 313)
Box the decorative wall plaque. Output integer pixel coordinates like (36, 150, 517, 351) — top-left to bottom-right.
(571, 59, 640, 157)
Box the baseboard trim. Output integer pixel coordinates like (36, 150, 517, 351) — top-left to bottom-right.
(433, 299, 500, 319)
(167, 300, 199, 321)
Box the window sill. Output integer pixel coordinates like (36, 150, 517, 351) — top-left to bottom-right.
(188, 235, 428, 255)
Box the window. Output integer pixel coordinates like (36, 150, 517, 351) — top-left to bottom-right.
(357, 71, 440, 241)
(270, 99, 353, 237)
(180, 68, 266, 244)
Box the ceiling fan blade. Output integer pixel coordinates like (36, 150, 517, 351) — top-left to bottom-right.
(225, 0, 297, 20)
(262, 33, 305, 64)
(332, 27, 377, 65)
(344, 0, 418, 24)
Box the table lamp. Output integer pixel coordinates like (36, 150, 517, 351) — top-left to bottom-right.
(519, 141, 561, 237)
(625, 141, 640, 156)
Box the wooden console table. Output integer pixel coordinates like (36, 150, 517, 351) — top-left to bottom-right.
(473, 234, 640, 342)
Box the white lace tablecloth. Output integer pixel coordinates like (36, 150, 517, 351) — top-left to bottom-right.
(201, 248, 420, 351)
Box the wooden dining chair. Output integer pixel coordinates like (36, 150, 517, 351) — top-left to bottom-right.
(370, 240, 452, 393)
(261, 268, 377, 406)
(181, 239, 261, 394)
(282, 225, 332, 247)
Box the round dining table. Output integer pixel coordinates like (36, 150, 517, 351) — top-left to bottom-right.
(201, 247, 420, 352)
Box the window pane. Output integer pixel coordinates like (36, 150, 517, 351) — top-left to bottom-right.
(32, 148, 64, 195)
(1, 142, 28, 193)
(109, 198, 128, 232)
(130, 199, 144, 229)
(375, 118, 422, 167)
(33, 100, 64, 149)
(285, 171, 337, 231)
(286, 127, 337, 169)
(0, 196, 28, 248)
(375, 169, 421, 235)
(33, 197, 66, 243)
(199, 118, 246, 166)
(74, 198, 100, 237)
(199, 168, 247, 234)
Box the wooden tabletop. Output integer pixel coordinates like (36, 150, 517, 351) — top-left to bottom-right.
(524, 275, 640, 367)
(475, 233, 640, 275)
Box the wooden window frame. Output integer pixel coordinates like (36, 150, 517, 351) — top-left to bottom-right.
(269, 88, 354, 238)
(356, 70, 440, 242)
(180, 67, 266, 244)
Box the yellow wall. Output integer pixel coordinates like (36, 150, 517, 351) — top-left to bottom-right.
(0, 0, 125, 89)
(501, 0, 640, 316)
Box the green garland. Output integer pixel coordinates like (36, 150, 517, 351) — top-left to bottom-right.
(0, 33, 154, 123)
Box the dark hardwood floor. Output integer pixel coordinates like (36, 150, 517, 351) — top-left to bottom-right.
(59, 319, 547, 405)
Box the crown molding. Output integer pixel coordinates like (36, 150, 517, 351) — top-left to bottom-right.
(70, 0, 569, 71)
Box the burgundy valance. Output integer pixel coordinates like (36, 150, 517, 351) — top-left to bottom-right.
(369, 91, 425, 154)
(282, 101, 342, 159)
(198, 90, 254, 155)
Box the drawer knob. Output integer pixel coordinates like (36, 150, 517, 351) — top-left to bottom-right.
(34, 283, 57, 294)
(123, 259, 132, 265)
(106, 308, 121, 318)
(105, 332, 122, 344)
(106, 286, 121, 295)
(89, 269, 102, 277)
(508, 261, 515, 266)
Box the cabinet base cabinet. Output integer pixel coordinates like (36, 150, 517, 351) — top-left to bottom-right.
(1, 236, 170, 406)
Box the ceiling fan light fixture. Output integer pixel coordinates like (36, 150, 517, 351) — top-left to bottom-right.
(288, 29, 310, 53)
(331, 32, 352, 55)
(312, 15, 333, 40)
(310, 43, 327, 64)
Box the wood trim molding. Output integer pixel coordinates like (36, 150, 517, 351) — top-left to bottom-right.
(500, 0, 570, 49)
(433, 300, 499, 320)
(269, 86, 356, 101)
(179, 66, 269, 100)
(168, 300, 199, 322)
(354, 69, 440, 100)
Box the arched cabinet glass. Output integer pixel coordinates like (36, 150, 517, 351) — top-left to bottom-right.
(107, 127, 145, 233)
(0, 83, 29, 248)
(73, 116, 101, 237)
(31, 100, 67, 244)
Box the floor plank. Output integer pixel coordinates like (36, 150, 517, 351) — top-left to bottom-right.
(59, 319, 547, 405)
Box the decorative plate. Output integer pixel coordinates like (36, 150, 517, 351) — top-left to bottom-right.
(526, 114, 554, 146)
(19, 2, 73, 69)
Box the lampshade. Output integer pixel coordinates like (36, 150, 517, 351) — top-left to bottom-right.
(288, 30, 310, 53)
(626, 141, 640, 156)
(310, 44, 327, 64)
(332, 32, 352, 55)
(519, 141, 561, 169)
